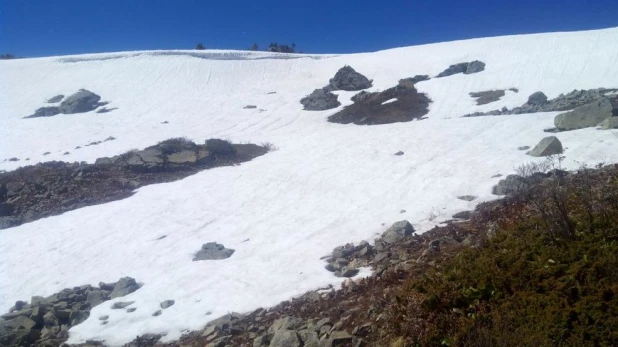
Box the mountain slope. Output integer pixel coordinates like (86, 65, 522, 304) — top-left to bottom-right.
(1, 27, 617, 345)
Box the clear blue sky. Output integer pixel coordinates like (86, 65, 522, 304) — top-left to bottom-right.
(1, 0, 616, 57)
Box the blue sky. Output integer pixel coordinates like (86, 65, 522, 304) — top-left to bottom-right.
(1, 0, 616, 57)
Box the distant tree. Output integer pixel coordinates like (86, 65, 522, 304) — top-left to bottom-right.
(250, 43, 259, 51)
(0, 53, 16, 60)
(195, 43, 205, 50)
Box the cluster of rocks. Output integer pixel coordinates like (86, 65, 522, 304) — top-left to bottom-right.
(300, 66, 373, 111)
(491, 168, 569, 196)
(0, 139, 269, 229)
(0, 277, 141, 346)
(25, 90, 112, 119)
(327, 78, 431, 125)
(436, 60, 486, 77)
(193, 242, 235, 261)
(463, 88, 618, 119)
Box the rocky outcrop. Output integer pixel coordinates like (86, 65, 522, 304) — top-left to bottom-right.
(193, 242, 236, 261)
(0, 139, 269, 229)
(436, 60, 486, 77)
(464, 88, 618, 117)
(492, 174, 527, 196)
(554, 97, 616, 130)
(300, 89, 341, 111)
(326, 66, 372, 91)
(398, 75, 430, 89)
(527, 136, 563, 157)
(0, 277, 140, 346)
(25, 89, 107, 118)
(328, 81, 431, 125)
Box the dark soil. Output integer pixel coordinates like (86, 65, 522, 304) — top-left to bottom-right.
(469, 89, 505, 105)
(0, 143, 268, 229)
(327, 83, 431, 125)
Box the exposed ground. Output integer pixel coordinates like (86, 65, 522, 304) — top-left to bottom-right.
(0, 140, 268, 229)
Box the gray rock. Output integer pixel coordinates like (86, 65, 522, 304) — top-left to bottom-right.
(193, 242, 235, 261)
(394, 151, 404, 156)
(98, 315, 109, 320)
(127, 307, 137, 313)
(244, 105, 257, 109)
(518, 146, 530, 150)
(111, 301, 135, 309)
(599, 117, 618, 129)
(381, 220, 414, 244)
(554, 97, 614, 130)
(253, 334, 273, 347)
(527, 91, 548, 105)
(59, 89, 102, 114)
(457, 195, 477, 201)
(437, 61, 485, 77)
(327, 66, 373, 91)
(47, 94, 65, 103)
(86, 290, 106, 308)
(160, 300, 175, 309)
(152, 310, 162, 316)
(167, 150, 197, 164)
(492, 174, 526, 196)
(269, 329, 302, 347)
(398, 75, 430, 88)
(25, 106, 61, 118)
(110, 277, 141, 299)
(269, 316, 304, 333)
(43, 311, 59, 327)
(527, 136, 563, 157)
(301, 89, 341, 111)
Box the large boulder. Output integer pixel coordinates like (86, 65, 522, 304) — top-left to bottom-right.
(527, 136, 563, 157)
(381, 220, 414, 244)
(59, 89, 102, 114)
(554, 97, 615, 130)
(300, 89, 340, 111)
(492, 174, 526, 196)
(193, 242, 235, 261)
(110, 277, 141, 299)
(327, 66, 372, 91)
(269, 330, 302, 347)
(527, 91, 548, 106)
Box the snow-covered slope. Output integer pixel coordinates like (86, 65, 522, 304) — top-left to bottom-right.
(1, 28, 618, 345)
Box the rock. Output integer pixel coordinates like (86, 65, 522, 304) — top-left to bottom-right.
(457, 195, 477, 201)
(42, 311, 59, 327)
(381, 220, 414, 244)
(193, 242, 236, 261)
(437, 61, 485, 77)
(452, 211, 473, 220)
(111, 301, 135, 309)
(398, 75, 430, 88)
(110, 277, 141, 299)
(269, 329, 302, 347)
(470, 90, 505, 105)
(554, 97, 615, 130)
(330, 331, 353, 344)
(394, 151, 404, 156)
(527, 136, 563, 157)
(0, 203, 14, 217)
(269, 316, 304, 333)
(127, 307, 137, 313)
(301, 89, 341, 111)
(167, 150, 197, 164)
(492, 174, 526, 196)
(327, 66, 373, 91)
(599, 117, 618, 129)
(253, 333, 273, 347)
(86, 290, 106, 308)
(244, 105, 257, 109)
(47, 94, 65, 103)
(337, 268, 359, 278)
(299, 329, 320, 346)
(98, 315, 109, 320)
(98, 281, 115, 291)
(527, 91, 548, 105)
(26, 106, 61, 118)
(59, 89, 102, 114)
(160, 300, 175, 309)
(152, 310, 162, 316)
(518, 146, 530, 151)
(96, 107, 117, 113)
